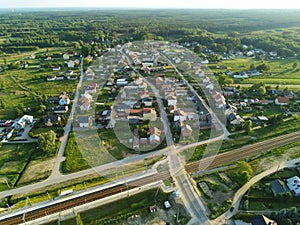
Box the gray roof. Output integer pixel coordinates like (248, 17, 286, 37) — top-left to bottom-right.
(77, 116, 90, 123)
(270, 179, 290, 196)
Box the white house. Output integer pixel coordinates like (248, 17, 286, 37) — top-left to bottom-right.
(63, 53, 70, 60)
(286, 176, 300, 197)
(15, 115, 33, 129)
(149, 134, 160, 144)
(174, 109, 186, 122)
(67, 60, 75, 68)
(166, 95, 177, 106)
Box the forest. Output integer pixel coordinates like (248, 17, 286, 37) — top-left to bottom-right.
(0, 9, 300, 57)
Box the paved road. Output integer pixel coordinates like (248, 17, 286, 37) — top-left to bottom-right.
(120, 44, 212, 224)
(160, 51, 230, 138)
(49, 56, 84, 179)
(212, 157, 300, 225)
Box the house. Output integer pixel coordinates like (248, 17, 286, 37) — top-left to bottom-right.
(156, 77, 164, 86)
(142, 97, 153, 107)
(286, 176, 300, 196)
(251, 215, 277, 225)
(225, 70, 232, 75)
(54, 106, 68, 114)
(270, 179, 290, 197)
(85, 83, 98, 94)
(21, 63, 28, 69)
(116, 78, 128, 86)
(59, 93, 70, 105)
(269, 51, 278, 57)
(234, 72, 249, 79)
(85, 68, 95, 80)
(140, 91, 150, 100)
(283, 90, 295, 99)
(166, 95, 177, 106)
(169, 105, 178, 114)
(148, 127, 161, 136)
(77, 116, 92, 128)
(48, 97, 59, 104)
(67, 60, 75, 68)
(47, 75, 56, 81)
(222, 87, 239, 96)
(164, 201, 171, 209)
(52, 66, 61, 71)
(149, 134, 160, 144)
(224, 103, 237, 116)
(15, 115, 34, 129)
(213, 92, 226, 108)
(143, 108, 157, 121)
(275, 96, 290, 105)
(63, 53, 70, 60)
(140, 137, 148, 145)
(228, 113, 244, 125)
(174, 109, 186, 122)
(271, 90, 281, 95)
(44, 115, 61, 127)
(66, 70, 74, 76)
(181, 122, 193, 137)
(187, 113, 198, 121)
(80, 101, 92, 111)
(205, 82, 214, 91)
(149, 205, 158, 213)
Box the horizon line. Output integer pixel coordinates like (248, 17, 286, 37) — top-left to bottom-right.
(1, 6, 300, 10)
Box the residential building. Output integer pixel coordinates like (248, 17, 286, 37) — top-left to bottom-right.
(77, 116, 93, 128)
(275, 96, 290, 105)
(54, 106, 68, 114)
(181, 122, 193, 137)
(15, 115, 34, 129)
(251, 215, 277, 225)
(286, 176, 300, 196)
(44, 115, 61, 127)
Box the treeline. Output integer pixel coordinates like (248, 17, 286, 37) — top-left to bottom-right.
(1, 9, 300, 55)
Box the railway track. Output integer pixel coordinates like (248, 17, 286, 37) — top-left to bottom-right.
(0, 172, 170, 225)
(186, 131, 300, 173)
(1, 131, 299, 224)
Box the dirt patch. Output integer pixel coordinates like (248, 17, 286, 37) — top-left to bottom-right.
(17, 157, 55, 185)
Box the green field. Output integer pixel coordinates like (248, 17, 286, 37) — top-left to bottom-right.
(0, 143, 37, 192)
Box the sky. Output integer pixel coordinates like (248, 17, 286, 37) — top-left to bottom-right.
(1, 0, 300, 9)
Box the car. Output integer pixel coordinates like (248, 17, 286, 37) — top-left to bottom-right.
(295, 162, 300, 165)
(230, 206, 235, 212)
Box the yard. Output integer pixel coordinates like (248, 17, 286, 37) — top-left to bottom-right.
(241, 168, 300, 211)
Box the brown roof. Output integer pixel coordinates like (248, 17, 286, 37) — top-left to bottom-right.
(276, 96, 290, 104)
(148, 127, 161, 136)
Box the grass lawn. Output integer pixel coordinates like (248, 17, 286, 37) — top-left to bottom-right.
(210, 57, 300, 85)
(220, 115, 300, 153)
(0, 143, 37, 192)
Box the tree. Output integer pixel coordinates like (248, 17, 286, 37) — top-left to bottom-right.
(38, 130, 57, 154)
(245, 120, 252, 134)
(180, 61, 192, 71)
(194, 45, 201, 54)
(293, 62, 298, 69)
(81, 44, 92, 57)
(250, 63, 256, 70)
